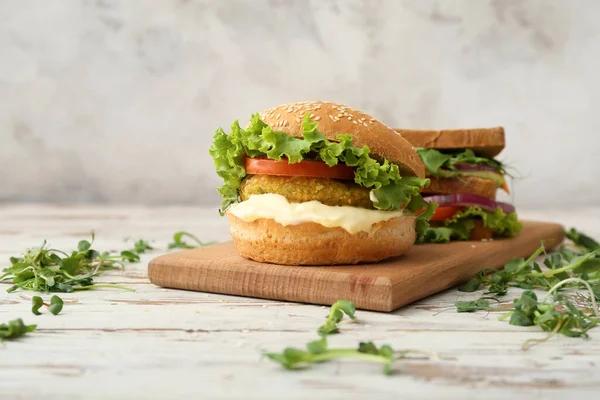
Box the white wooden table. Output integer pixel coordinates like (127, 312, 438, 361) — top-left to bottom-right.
(1, 204, 600, 400)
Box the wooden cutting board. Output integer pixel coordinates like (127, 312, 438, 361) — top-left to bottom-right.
(147, 221, 565, 312)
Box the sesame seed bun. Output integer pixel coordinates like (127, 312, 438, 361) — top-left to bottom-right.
(226, 212, 417, 265)
(394, 127, 505, 158)
(259, 101, 425, 178)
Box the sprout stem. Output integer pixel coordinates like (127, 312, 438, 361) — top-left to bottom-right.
(542, 278, 598, 317)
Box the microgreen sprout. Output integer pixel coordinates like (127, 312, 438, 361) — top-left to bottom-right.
(32, 295, 64, 315)
(0, 319, 36, 341)
(454, 228, 600, 349)
(0, 232, 136, 293)
(317, 300, 356, 336)
(168, 231, 215, 249)
(267, 329, 449, 375)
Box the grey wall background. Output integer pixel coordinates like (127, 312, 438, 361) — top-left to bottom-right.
(1, 0, 599, 207)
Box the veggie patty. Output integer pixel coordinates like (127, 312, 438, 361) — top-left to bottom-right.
(240, 174, 374, 209)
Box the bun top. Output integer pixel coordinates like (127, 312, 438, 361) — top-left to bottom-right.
(394, 127, 505, 158)
(258, 101, 425, 178)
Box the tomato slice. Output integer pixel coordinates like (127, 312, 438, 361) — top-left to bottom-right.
(430, 206, 462, 221)
(245, 157, 355, 180)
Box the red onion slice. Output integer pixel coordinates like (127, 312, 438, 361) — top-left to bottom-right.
(454, 163, 500, 173)
(423, 194, 516, 214)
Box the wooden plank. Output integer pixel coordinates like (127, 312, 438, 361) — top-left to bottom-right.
(148, 220, 565, 312)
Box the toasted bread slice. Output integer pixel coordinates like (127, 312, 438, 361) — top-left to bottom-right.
(469, 221, 494, 240)
(423, 175, 497, 200)
(394, 127, 505, 158)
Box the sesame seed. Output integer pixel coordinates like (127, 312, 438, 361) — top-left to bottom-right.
(337, 114, 342, 117)
(353, 120, 358, 124)
(347, 117, 352, 120)
(314, 116, 321, 121)
(309, 113, 315, 118)
(276, 113, 281, 119)
(329, 115, 335, 121)
(296, 117, 301, 123)
(363, 122, 368, 127)
(360, 117, 366, 121)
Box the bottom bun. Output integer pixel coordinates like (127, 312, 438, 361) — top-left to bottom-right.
(226, 213, 417, 265)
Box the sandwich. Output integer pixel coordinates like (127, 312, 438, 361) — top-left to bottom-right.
(394, 127, 522, 243)
(209, 101, 435, 265)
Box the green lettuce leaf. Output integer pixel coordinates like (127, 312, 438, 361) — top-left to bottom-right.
(417, 206, 522, 243)
(406, 192, 438, 237)
(417, 226, 454, 243)
(416, 148, 505, 178)
(209, 113, 430, 214)
(448, 206, 522, 236)
(418, 221, 474, 244)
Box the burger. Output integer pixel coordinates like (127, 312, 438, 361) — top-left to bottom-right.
(209, 101, 435, 265)
(394, 127, 522, 243)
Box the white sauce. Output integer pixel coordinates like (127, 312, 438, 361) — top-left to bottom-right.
(369, 190, 378, 204)
(228, 194, 404, 234)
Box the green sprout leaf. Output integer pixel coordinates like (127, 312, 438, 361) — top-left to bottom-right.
(317, 300, 356, 336)
(77, 240, 91, 252)
(31, 295, 64, 315)
(133, 239, 153, 253)
(306, 337, 328, 355)
(566, 228, 600, 253)
(458, 277, 482, 292)
(31, 296, 43, 315)
(168, 231, 214, 249)
(120, 250, 140, 263)
(0, 319, 37, 340)
(49, 295, 64, 315)
(455, 299, 492, 313)
(514, 290, 538, 315)
(508, 311, 534, 326)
